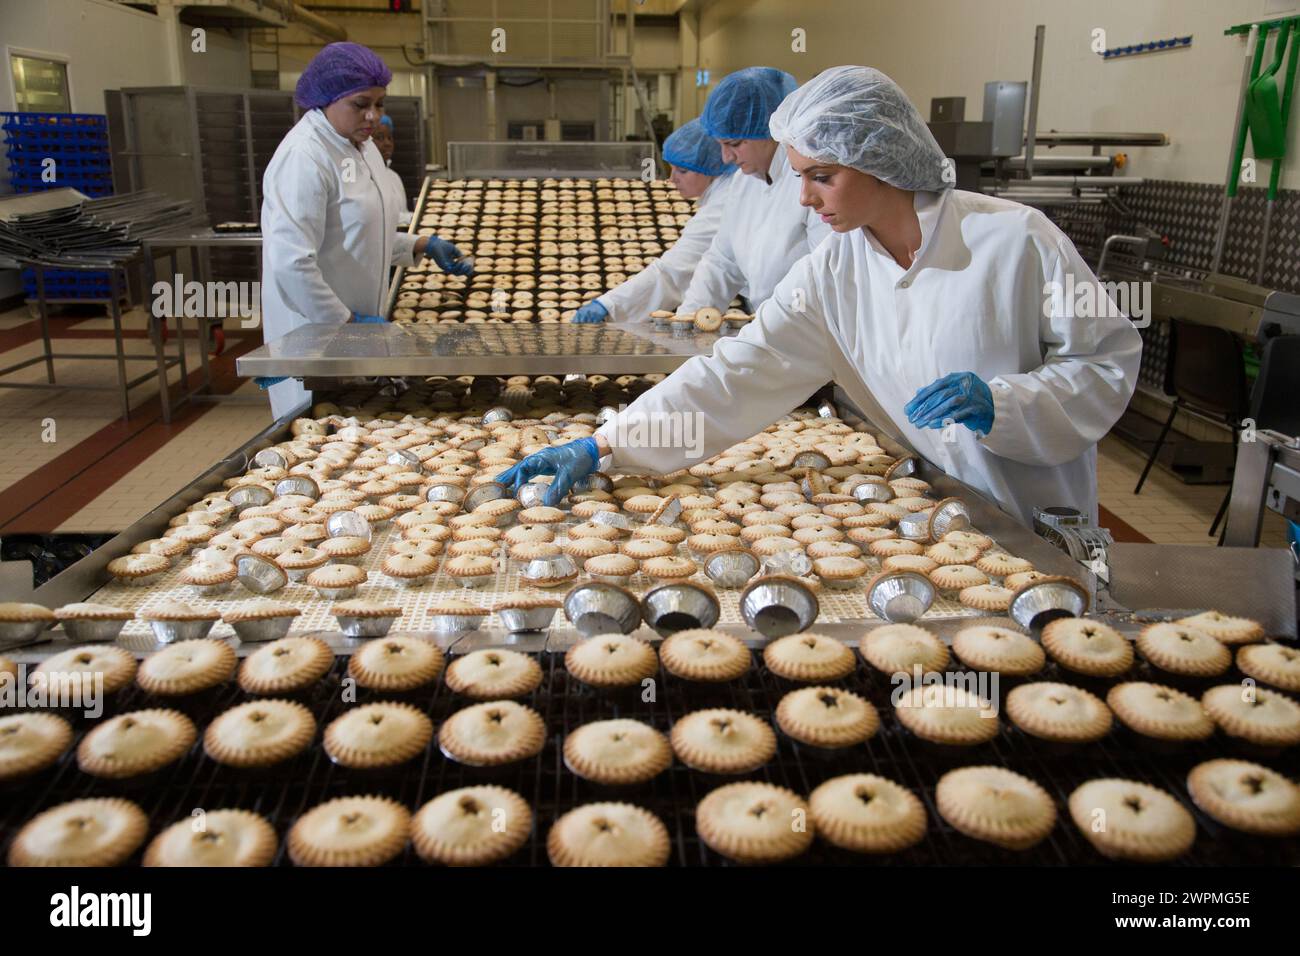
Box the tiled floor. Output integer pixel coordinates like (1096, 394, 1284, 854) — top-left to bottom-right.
(0, 302, 273, 535)
(0, 302, 1291, 555)
(1097, 434, 1291, 549)
(55, 396, 269, 532)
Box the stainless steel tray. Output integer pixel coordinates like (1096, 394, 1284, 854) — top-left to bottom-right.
(236, 320, 720, 378)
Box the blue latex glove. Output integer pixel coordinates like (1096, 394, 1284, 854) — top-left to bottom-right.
(904, 372, 995, 436)
(571, 300, 608, 324)
(254, 376, 287, 390)
(495, 437, 600, 507)
(426, 236, 473, 275)
(352, 313, 386, 324)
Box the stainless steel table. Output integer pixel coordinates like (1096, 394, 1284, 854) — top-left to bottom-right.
(235, 319, 722, 379)
(140, 228, 263, 422)
(0, 259, 172, 422)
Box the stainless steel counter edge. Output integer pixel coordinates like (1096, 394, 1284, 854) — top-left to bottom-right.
(235, 320, 719, 378)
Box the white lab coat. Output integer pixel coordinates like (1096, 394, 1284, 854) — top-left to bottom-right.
(599, 189, 1143, 526)
(379, 162, 413, 227)
(260, 109, 419, 419)
(676, 147, 830, 314)
(597, 173, 733, 321)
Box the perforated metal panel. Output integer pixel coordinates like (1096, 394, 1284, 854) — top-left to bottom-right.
(1043, 178, 1300, 389)
(1044, 179, 1300, 295)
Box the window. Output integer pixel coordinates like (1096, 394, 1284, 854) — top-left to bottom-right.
(10, 55, 71, 113)
(560, 122, 594, 142)
(507, 121, 544, 141)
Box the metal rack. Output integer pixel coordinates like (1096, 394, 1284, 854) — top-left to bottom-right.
(0, 261, 175, 421)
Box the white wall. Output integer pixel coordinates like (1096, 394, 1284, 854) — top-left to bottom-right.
(182, 24, 253, 90)
(698, 0, 1300, 188)
(0, 0, 251, 299)
(0, 0, 250, 115)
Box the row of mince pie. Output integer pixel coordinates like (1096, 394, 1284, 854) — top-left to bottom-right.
(6, 628, 1296, 858)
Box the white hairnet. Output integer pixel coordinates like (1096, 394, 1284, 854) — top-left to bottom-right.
(769, 65, 952, 192)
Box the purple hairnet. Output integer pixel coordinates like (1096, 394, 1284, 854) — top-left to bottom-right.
(295, 42, 392, 110)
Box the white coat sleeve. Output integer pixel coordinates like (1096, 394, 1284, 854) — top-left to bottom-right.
(978, 236, 1143, 467)
(599, 198, 725, 321)
(598, 251, 835, 474)
(390, 231, 419, 268)
(263, 150, 353, 325)
(674, 218, 748, 315)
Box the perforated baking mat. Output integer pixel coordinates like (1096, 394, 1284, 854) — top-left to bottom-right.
(86, 514, 993, 652)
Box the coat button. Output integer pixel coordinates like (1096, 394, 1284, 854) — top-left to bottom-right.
(899, 279, 910, 289)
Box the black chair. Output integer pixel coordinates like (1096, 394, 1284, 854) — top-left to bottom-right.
(1133, 318, 1251, 538)
(1248, 333, 1300, 434)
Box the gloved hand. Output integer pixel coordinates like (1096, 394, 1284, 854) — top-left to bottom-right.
(352, 313, 387, 324)
(904, 372, 995, 436)
(495, 437, 600, 507)
(571, 300, 608, 324)
(425, 236, 473, 276)
(254, 376, 287, 390)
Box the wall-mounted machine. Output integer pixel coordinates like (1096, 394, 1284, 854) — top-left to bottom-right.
(926, 25, 1167, 206)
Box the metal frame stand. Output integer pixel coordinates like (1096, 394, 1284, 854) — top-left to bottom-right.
(0, 261, 181, 422)
(1222, 429, 1300, 551)
(140, 229, 266, 422)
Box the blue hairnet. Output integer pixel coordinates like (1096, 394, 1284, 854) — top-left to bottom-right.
(663, 119, 733, 176)
(295, 42, 392, 110)
(379, 115, 394, 129)
(700, 67, 798, 140)
(769, 65, 952, 192)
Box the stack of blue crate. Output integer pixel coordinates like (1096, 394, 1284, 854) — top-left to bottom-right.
(2, 112, 118, 300)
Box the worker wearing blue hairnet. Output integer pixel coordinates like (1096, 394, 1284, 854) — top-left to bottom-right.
(259, 43, 468, 417)
(370, 114, 412, 228)
(572, 119, 736, 323)
(501, 66, 1142, 527)
(673, 67, 831, 318)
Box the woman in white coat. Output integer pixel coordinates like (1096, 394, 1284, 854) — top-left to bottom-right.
(371, 114, 412, 228)
(674, 67, 831, 315)
(571, 119, 734, 323)
(258, 42, 470, 419)
(497, 67, 1142, 525)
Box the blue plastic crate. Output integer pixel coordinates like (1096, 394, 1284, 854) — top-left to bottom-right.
(3, 111, 113, 199)
(21, 267, 121, 301)
(8, 155, 110, 172)
(10, 169, 113, 195)
(8, 153, 110, 173)
(1, 112, 107, 135)
(6, 141, 109, 159)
